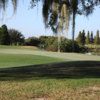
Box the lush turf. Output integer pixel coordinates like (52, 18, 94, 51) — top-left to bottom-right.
(0, 46, 100, 100)
(0, 53, 66, 68)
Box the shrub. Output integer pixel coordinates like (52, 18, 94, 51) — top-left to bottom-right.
(79, 46, 88, 53)
(46, 45, 57, 52)
(39, 36, 87, 53)
(25, 37, 40, 46)
(63, 40, 80, 52)
(53, 39, 80, 52)
(45, 36, 56, 48)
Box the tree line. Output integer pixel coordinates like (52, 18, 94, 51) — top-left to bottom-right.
(1, 24, 100, 53)
(25, 36, 87, 53)
(76, 30, 100, 45)
(0, 24, 87, 52)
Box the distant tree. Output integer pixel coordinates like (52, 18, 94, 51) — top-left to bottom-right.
(76, 31, 82, 45)
(8, 29, 24, 45)
(39, 36, 48, 48)
(45, 36, 56, 47)
(86, 31, 90, 44)
(0, 25, 10, 45)
(90, 31, 94, 44)
(94, 30, 100, 45)
(25, 37, 40, 46)
(39, 36, 48, 44)
(81, 30, 86, 45)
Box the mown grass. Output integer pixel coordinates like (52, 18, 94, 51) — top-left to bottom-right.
(0, 46, 100, 100)
(0, 53, 66, 68)
(0, 45, 40, 51)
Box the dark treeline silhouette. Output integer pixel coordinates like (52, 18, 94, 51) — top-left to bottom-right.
(76, 30, 100, 45)
(0, 25, 10, 45)
(8, 29, 25, 46)
(0, 25, 24, 46)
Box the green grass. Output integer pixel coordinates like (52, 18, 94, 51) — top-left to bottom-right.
(0, 45, 40, 51)
(0, 61, 100, 100)
(0, 53, 66, 68)
(0, 45, 100, 100)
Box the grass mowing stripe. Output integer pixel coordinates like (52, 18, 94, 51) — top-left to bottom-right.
(0, 53, 67, 68)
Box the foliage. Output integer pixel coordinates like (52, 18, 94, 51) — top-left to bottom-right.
(79, 46, 88, 53)
(0, 25, 10, 45)
(39, 36, 57, 49)
(8, 29, 24, 46)
(86, 31, 90, 44)
(39, 36, 48, 48)
(90, 31, 94, 44)
(38, 36, 87, 53)
(53, 39, 82, 52)
(94, 30, 100, 45)
(46, 45, 57, 52)
(76, 31, 82, 45)
(81, 30, 86, 45)
(25, 37, 40, 46)
(62, 40, 80, 52)
(45, 36, 56, 47)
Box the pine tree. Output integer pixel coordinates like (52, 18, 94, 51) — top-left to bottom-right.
(90, 31, 94, 44)
(95, 30, 100, 45)
(81, 30, 86, 45)
(86, 31, 90, 44)
(76, 31, 82, 45)
(0, 25, 10, 45)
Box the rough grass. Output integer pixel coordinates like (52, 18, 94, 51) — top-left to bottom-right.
(0, 61, 100, 100)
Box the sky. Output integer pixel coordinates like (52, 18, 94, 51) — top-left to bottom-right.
(0, 0, 100, 39)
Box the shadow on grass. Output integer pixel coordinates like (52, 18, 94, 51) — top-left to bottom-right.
(0, 61, 100, 81)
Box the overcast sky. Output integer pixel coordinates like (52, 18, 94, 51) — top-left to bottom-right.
(0, 0, 100, 39)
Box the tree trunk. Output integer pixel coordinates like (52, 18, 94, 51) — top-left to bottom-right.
(58, 31, 61, 53)
(72, 12, 76, 52)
